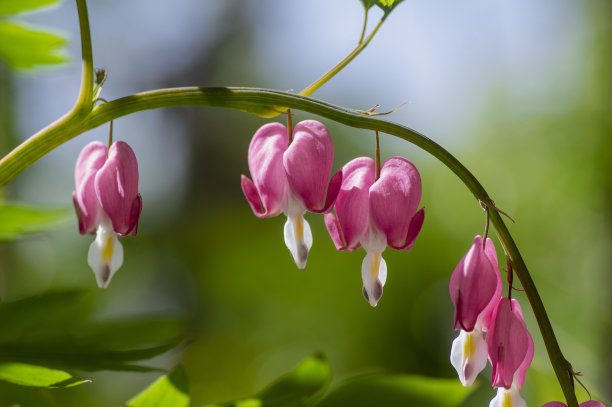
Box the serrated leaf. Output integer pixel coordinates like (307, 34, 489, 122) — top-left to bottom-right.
(376, 0, 405, 14)
(0, 202, 71, 241)
(0, 362, 90, 388)
(0, 0, 60, 16)
(0, 22, 67, 69)
(256, 353, 332, 407)
(126, 365, 190, 407)
(313, 374, 474, 407)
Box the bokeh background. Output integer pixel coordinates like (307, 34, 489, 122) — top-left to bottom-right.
(0, 0, 610, 405)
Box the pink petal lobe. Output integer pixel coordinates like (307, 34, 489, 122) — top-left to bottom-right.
(95, 141, 141, 236)
(311, 168, 343, 214)
(247, 122, 289, 216)
(332, 157, 375, 249)
(369, 157, 422, 247)
(479, 237, 503, 331)
(241, 175, 266, 217)
(450, 236, 500, 332)
(390, 207, 425, 251)
(486, 297, 532, 389)
(580, 402, 607, 407)
(324, 212, 348, 250)
(511, 299, 534, 389)
(74, 141, 107, 234)
(541, 403, 568, 407)
(284, 120, 334, 211)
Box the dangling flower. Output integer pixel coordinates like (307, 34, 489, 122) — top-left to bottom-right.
(73, 141, 142, 288)
(449, 235, 503, 386)
(487, 297, 534, 407)
(324, 156, 424, 307)
(241, 120, 342, 268)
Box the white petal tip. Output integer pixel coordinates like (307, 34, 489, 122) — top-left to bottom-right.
(284, 215, 313, 269)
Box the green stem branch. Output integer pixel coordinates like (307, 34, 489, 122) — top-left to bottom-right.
(299, 16, 386, 97)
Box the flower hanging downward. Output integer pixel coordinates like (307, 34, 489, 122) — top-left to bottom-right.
(324, 156, 424, 307)
(241, 120, 342, 268)
(449, 235, 503, 386)
(487, 297, 534, 407)
(73, 141, 142, 288)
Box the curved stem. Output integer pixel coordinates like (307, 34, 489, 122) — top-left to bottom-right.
(299, 17, 386, 97)
(0, 86, 578, 407)
(74, 0, 94, 113)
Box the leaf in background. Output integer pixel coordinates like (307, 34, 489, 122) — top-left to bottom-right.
(0, 0, 60, 16)
(126, 365, 190, 407)
(313, 374, 474, 407)
(0, 202, 71, 241)
(255, 353, 332, 407)
(0, 362, 90, 388)
(375, 0, 405, 15)
(360, 0, 377, 10)
(0, 22, 67, 69)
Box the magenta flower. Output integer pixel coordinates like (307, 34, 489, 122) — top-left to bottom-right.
(73, 140, 142, 288)
(241, 120, 342, 268)
(487, 297, 534, 407)
(324, 156, 425, 307)
(449, 235, 503, 386)
(542, 402, 606, 407)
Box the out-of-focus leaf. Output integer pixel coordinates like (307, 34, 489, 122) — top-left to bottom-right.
(360, 0, 377, 10)
(376, 0, 405, 14)
(0, 291, 93, 342)
(0, 202, 71, 241)
(203, 353, 332, 407)
(0, 0, 60, 16)
(0, 362, 90, 388)
(126, 365, 189, 407)
(313, 374, 474, 407)
(0, 22, 67, 69)
(0, 340, 181, 372)
(256, 353, 332, 406)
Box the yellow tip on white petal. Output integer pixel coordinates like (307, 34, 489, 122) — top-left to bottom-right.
(450, 328, 488, 386)
(488, 383, 526, 407)
(283, 215, 313, 269)
(88, 227, 123, 288)
(361, 252, 387, 307)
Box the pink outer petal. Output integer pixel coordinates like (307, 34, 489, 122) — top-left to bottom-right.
(486, 297, 533, 390)
(369, 157, 422, 248)
(511, 299, 534, 389)
(541, 403, 568, 407)
(580, 402, 607, 407)
(332, 157, 376, 249)
(95, 141, 141, 236)
(479, 237, 503, 331)
(449, 235, 500, 332)
(247, 122, 289, 217)
(310, 169, 342, 214)
(389, 207, 425, 251)
(74, 141, 107, 234)
(241, 175, 266, 217)
(284, 120, 334, 212)
(324, 212, 349, 250)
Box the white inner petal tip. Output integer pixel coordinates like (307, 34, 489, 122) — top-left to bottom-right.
(87, 224, 123, 288)
(450, 329, 488, 387)
(361, 252, 386, 306)
(283, 215, 312, 269)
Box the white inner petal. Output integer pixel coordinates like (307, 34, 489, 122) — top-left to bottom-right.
(283, 214, 312, 269)
(87, 216, 123, 288)
(361, 251, 387, 307)
(450, 328, 488, 387)
(488, 383, 526, 407)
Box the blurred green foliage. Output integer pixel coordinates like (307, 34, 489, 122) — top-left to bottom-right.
(0, 0, 610, 406)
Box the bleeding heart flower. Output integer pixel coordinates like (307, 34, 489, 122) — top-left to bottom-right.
(324, 156, 424, 307)
(241, 120, 342, 269)
(487, 297, 534, 407)
(73, 140, 142, 288)
(449, 235, 503, 386)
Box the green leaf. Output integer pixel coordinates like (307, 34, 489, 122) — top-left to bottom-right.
(126, 365, 190, 407)
(0, 362, 90, 388)
(360, 0, 377, 10)
(0, 22, 67, 69)
(375, 0, 405, 14)
(313, 374, 474, 407)
(0, 0, 60, 16)
(255, 353, 332, 407)
(0, 202, 71, 241)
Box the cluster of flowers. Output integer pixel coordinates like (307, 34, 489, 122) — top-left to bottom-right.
(71, 120, 606, 407)
(240, 119, 424, 306)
